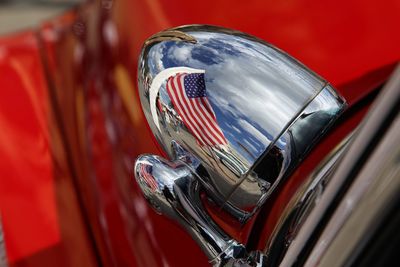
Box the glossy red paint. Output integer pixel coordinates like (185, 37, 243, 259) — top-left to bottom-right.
(0, 31, 97, 266)
(115, 0, 400, 87)
(0, 31, 58, 262)
(0, 0, 399, 266)
(37, 3, 208, 266)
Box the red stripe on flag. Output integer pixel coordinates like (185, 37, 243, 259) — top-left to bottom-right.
(166, 72, 227, 147)
(175, 74, 221, 146)
(167, 75, 207, 146)
(194, 98, 226, 144)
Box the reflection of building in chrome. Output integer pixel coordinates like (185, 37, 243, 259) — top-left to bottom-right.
(210, 145, 271, 195)
(206, 145, 248, 178)
(157, 98, 183, 132)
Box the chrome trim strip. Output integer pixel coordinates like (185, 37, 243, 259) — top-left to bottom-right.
(307, 105, 400, 267)
(280, 64, 400, 267)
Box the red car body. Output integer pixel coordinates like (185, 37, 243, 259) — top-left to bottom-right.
(0, 0, 399, 266)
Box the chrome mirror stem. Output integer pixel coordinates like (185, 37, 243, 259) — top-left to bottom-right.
(135, 155, 267, 266)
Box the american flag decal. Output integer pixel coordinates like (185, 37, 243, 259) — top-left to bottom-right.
(166, 72, 227, 147)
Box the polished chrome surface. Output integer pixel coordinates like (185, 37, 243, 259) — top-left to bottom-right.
(137, 25, 346, 222)
(135, 154, 266, 267)
(228, 85, 345, 218)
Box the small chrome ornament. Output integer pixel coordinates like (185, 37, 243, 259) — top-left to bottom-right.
(134, 25, 346, 266)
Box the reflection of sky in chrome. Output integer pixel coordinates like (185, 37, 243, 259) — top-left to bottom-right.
(147, 32, 325, 163)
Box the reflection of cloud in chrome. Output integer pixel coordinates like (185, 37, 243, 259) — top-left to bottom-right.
(148, 31, 324, 162)
(170, 46, 192, 62)
(149, 44, 165, 74)
(242, 139, 258, 156)
(237, 119, 270, 147)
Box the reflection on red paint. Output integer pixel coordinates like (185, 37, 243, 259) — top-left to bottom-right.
(0, 32, 59, 262)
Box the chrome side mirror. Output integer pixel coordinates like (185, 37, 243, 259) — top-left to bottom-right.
(134, 25, 346, 266)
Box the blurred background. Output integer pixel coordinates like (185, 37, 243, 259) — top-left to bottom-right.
(0, 0, 81, 35)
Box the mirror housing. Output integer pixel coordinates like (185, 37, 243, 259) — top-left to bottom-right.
(137, 25, 346, 222)
(134, 25, 346, 266)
